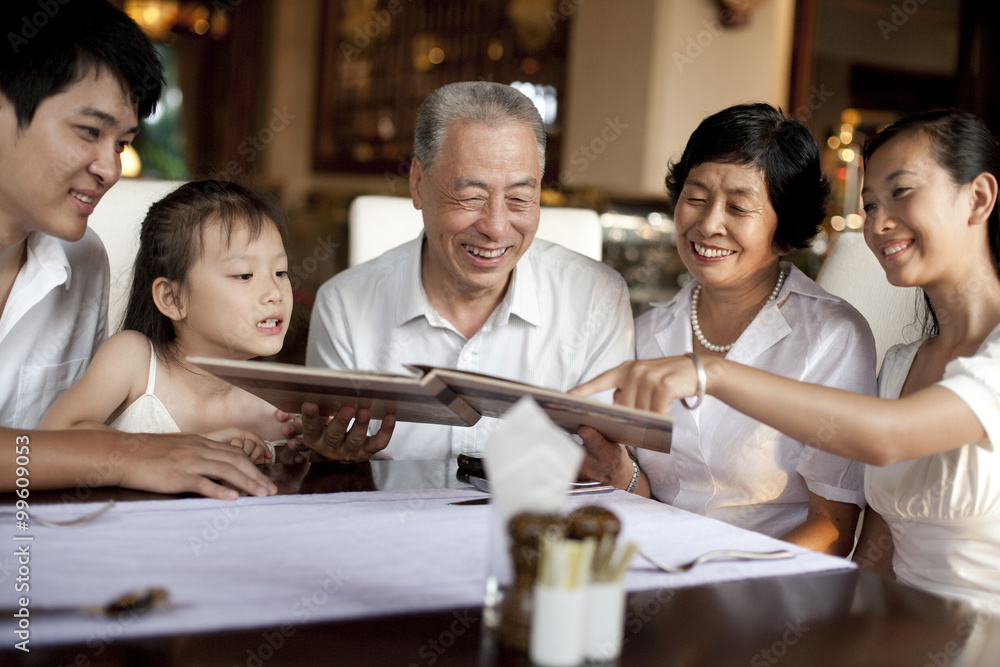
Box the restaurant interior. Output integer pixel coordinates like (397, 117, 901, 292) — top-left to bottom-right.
(8, 3, 1000, 664)
(111, 0, 998, 363)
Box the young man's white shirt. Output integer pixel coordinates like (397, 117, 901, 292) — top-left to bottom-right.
(0, 228, 109, 428)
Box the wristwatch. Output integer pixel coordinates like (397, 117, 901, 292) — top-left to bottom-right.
(625, 456, 640, 494)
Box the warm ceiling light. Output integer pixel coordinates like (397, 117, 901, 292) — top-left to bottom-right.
(487, 39, 504, 62)
(120, 145, 142, 178)
(123, 1, 227, 40)
(841, 108, 861, 126)
(507, 0, 557, 52)
(124, 0, 179, 40)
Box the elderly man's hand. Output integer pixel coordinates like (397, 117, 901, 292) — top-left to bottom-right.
(298, 403, 395, 462)
(576, 426, 649, 497)
(577, 426, 630, 486)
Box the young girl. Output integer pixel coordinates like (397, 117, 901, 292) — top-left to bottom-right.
(573, 110, 1000, 608)
(42, 180, 293, 462)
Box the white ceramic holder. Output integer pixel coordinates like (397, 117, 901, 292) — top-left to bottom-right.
(529, 583, 587, 666)
(584, 580, 627, 661)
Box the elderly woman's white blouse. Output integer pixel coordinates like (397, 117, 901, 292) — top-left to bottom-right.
(635, 263, 877, 539)
(866, 325, 1000, 607)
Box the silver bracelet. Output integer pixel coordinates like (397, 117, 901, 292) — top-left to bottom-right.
(681, 352, 707, 410)
(625, 456, 640, 493)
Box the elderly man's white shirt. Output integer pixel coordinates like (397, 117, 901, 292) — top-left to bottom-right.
(634, 263, 876, 539)
(0, 228, 109, 428)
(307, 235, 634, 459)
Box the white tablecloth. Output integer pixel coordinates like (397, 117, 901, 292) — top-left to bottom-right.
(1, 489, 854, 647)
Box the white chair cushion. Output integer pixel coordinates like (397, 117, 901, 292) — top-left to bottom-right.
(815, 231, 925, 369)
(88, 179, 185, 332)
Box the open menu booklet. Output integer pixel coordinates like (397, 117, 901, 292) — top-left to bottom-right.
(188, 358, 673, 453)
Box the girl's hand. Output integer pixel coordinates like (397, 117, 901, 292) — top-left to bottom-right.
(203, 427, 273, 464)
(275, 410, 307, 455)
(569, 358, 703, 413)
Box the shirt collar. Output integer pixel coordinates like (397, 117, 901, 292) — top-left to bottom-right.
(26, 231, 72, 291)
(780, 262, 843, 303)
(653, 261, 824, 360)
(394, 234, 543, 330)
(394, 234, 432, 327)
(502, 243, 541, 328)
(651, 279, 695, 354)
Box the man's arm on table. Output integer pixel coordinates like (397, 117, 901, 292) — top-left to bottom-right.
(1, 427, 276, 500)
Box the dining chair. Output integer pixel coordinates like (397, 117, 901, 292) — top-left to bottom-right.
(815, 230, 924, 369)
(347, 195, 604, 267)
(88, 178, 186, 333)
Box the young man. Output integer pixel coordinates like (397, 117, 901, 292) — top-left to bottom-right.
(0, 0, 275, 498)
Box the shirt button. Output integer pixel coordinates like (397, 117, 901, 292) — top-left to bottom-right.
(461, 351, 472, 362)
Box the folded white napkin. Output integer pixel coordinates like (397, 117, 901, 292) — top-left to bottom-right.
(482, 396, 584, 528)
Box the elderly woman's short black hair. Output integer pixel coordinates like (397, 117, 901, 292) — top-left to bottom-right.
(664, 103, 830, 253)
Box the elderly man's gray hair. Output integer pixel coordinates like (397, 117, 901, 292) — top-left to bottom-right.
(413, 81, 546, 174)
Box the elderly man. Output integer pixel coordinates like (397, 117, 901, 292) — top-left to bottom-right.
(303, 81, 634, 461)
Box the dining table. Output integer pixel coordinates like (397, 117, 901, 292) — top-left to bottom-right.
(2, 450, 998, 667)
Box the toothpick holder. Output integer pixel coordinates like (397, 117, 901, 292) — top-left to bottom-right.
(584, 579, 627, 662)
(529, 582, 587, 667)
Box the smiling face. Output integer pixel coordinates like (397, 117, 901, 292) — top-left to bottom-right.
(171, 219, 292, 360)
(410, 121, 541, 303)
(673, 161, 782, 294)
(862, 131, 980, 290)
(0, 66, 138, 245)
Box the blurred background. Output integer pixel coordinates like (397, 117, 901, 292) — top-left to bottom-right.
(112, 0, 998, 360)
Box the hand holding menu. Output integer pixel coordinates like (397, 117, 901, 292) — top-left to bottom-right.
(189, 358, 673, 453)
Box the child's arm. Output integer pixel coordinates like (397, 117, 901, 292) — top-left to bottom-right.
(203, 427, 273, 465)
(40, 332, 273, 464)
(39, 331, 152, 431)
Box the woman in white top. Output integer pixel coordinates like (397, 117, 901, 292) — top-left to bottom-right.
(578, 103, 877, 556)
(575, 110, 1000, 607)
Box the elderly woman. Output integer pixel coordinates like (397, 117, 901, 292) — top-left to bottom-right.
(575, 109, 1000, 609)
(577, 103, 877, 556)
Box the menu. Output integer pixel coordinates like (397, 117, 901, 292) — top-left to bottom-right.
(189, 358, 673, 453)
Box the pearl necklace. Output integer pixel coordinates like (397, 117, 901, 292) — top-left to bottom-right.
(690, 269, 786, 353)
